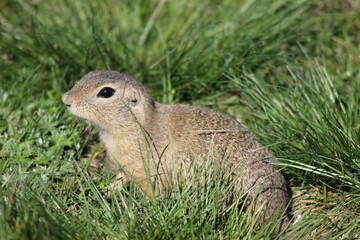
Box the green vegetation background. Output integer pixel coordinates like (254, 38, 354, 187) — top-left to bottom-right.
(0, 0, 359, 239)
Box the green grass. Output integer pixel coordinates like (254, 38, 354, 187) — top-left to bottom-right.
(0, 0, 359, 239)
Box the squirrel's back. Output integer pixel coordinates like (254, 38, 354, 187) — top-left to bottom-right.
(152, 103, 291, 228)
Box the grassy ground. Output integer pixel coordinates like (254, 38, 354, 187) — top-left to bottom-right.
(0, 0, 359, 239)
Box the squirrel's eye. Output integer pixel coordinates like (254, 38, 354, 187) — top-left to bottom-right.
(97, 87, 115, 98)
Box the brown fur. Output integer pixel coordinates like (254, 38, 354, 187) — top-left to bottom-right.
(62, 70, 291, 230)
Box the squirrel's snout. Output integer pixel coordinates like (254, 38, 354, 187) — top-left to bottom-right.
(62, 92, 72, 107)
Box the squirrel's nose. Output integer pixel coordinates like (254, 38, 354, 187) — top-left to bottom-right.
(62, 92, 71, 107)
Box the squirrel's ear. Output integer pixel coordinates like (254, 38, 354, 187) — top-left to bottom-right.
(128, 88, 141, 107)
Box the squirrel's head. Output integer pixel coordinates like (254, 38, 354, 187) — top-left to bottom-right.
(62, 70, 155, 131)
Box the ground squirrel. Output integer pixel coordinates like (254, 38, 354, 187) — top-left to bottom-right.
(62, 70, 291, 230)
